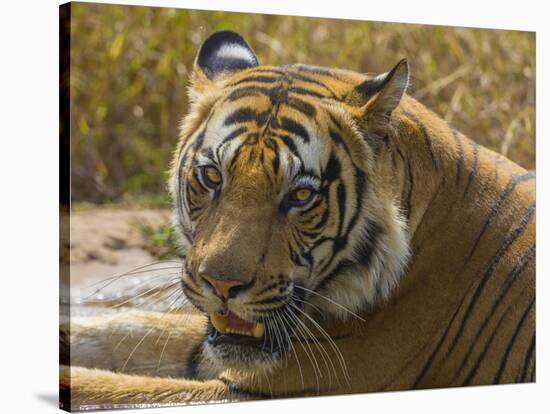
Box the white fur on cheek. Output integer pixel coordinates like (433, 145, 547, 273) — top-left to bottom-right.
(313, 201, 411, 320)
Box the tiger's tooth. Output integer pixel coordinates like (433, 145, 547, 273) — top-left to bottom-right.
(252, 322, 265, 338)
(211, 313, 265, 338)
(210, 312, 228, 333)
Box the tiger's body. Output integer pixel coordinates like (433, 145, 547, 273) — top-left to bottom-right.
(61, 31, 535, 410)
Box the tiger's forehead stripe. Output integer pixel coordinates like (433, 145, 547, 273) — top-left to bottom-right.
(224, 86, 319, 120)
(189, 67, 345, 185)
(229, 66, 343, 97)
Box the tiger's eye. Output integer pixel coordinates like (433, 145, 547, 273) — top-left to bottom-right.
(286, 187, 317, 208)
(200, 166, 222, 188)
(294, 188, 313, 202)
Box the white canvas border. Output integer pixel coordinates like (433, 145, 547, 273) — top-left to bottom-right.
(0, 0, 546, 413)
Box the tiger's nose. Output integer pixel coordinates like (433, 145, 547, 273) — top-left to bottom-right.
(201, 274, 245, 299)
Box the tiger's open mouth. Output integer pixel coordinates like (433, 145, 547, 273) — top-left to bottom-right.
(207, 310, 283, 353)
(205, 311, 292, 371)
(201, 289, 306, 369)
(209, 311, 265, 338)
(204, 308, 297, 369)
(208, 310, 266, 347)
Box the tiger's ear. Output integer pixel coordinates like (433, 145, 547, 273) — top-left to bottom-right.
(193, 30, 259, 80)
(346, 59, 409, 120)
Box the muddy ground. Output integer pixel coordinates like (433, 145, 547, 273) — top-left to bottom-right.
(62, 208, 189, 315)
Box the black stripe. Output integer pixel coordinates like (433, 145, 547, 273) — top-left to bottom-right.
(299, 196, 324, 215)
(443, 202, 536, 362)
(290, 230, 310, 262)
(461, 306, 512, 385)
(271, 153, 280, 174)
(177, 127, 206, 231)
(335, 182, 346, 235)
(327, 112, 342, 130)
(191, 167, 211, 193)
(451, 243, 535, 383)
(300, 209, 323, 226)
(255, 283, 278, 297)
(287, 71, 338, 96)
(452, 129, 465, 186)
(280, 116, 310, 142)
(268, 86, 289, 105)
(310, 205, 330, 231)
(519, 332, 536, 382)
(493, 298, 535, 383)
(200, 147, 215, 161)
(288, 86, 325, 99)
(300, 228, 324, 239)
(188, 179, 201, 197)
(411, 291, 469, 388)
(328, 128, 352, 155)
(328, 128, 344, 146)
(177, 107, 214, 158)
(288, 241, 305, 266)
(226, 86, 272, 101)
(224, 108, 270, 126)
(184, 179, 193, 209)
(180, 128, 205, 169)
(278, 134, 302, 160)
(191, 128, 206, 150)
(231, 75, 279, 87)
(394, 147, 412, 219)
(288, 97, 316, 117)
(214, 127, 247, 164)
(322, 152, 341, 182)
(314, 259, 356, 293)
(464, 173, 534, 264)
(463, 140, 480, 197)
(405, 111, 438, 170)
(313, 163, 368, 291)
(228, 144, 245, 172)
(328, 127, 364, 175)
(420, 123, 439, 170)
(394, 147, 414, 220)
(405, 157, 414, 220)
(224, 107, 256, 125)
(353, 220, 383, 268)
(249, 295, 289, 306)
(294, 64, 336, 77)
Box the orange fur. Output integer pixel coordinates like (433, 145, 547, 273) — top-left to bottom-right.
(62, 33, 535, 410)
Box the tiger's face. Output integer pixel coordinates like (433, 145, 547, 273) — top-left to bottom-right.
(170, 31, 411, 371)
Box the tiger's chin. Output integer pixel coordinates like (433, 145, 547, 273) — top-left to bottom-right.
(203, 318, 289, 372)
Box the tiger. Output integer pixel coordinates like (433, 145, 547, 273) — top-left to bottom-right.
(60, 30, 535, 410)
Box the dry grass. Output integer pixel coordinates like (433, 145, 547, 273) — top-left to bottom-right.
(69, 3, 535, 202)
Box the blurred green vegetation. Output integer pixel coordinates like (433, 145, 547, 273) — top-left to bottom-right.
(136, 222, 184, 259)
(69, 3, 535, 203)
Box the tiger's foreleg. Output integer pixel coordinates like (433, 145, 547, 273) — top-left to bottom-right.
(60, 310, 212, 378)
(60, 365, 242, 409)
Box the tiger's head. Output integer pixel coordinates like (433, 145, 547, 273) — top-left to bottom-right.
(169, 31, 411, 371)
